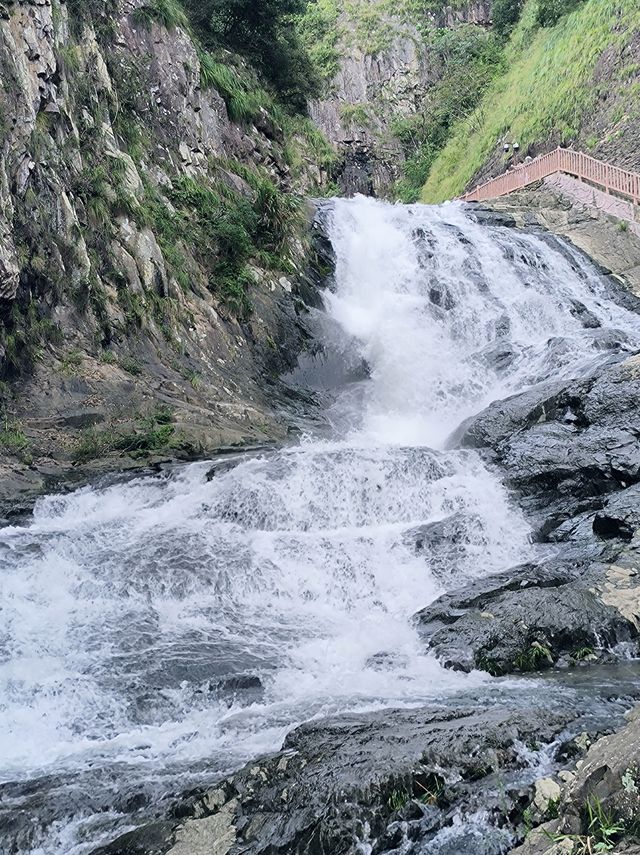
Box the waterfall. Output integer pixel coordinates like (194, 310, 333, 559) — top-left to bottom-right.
(2, 198, 640, 854)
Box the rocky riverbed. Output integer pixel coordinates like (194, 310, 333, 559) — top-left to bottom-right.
(4, 198, 640, 855)
(66, 206, 640, 855)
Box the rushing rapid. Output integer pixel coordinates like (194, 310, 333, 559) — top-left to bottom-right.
(3, 198, 640, 854)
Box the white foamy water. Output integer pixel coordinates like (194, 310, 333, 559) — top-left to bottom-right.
(2, 198, 640, 854)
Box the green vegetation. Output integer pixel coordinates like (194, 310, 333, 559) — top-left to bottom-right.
(393, 25, 504, 201)
(387, 773, 446, 815)
(58, 350, 84, 374)
(387, 788, 409, 812)
(548, 795, 625, 852)
(513, 641, 553, 672)
(181, 0, 318, 110)
(118, 356, 143, 376)
(571, 646, 595, 661)
(476, 655, 503, 676)
(0, 420, 30, 454)
(280, 113, 338, 175)
(296, 0, 341, 86)
(586, 796, 625, 849)
(536, 0, 587, 26)
(139, 167, 301, 319)
(66, 0, 119, 42)
(422, 0, 640, 202)
(73, 406, 176, 463)
(0, 301, 64, 380)
(492, 0, 524, 36)
(198, 54, 271, 123)
(132, 0, 189, 30)
(340, 103, 373, 128)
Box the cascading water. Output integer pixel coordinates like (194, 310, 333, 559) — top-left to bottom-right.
(3, 198, 640, 854)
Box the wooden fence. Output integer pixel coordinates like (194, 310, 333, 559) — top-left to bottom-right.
(459, 147, 640, 205)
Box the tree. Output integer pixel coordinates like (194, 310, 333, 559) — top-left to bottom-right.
(181, 0, 319, 110)
(536, 0, 586, 27)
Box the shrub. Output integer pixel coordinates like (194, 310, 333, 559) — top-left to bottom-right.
(536, 0, 586, 26)
(392, 26, 504, 201)
(132, 0, 189, 30)
(73, 410, 176, 462)
(198, 54, 268, 123)
(492, 0, 524, 36)
(180, 0, 318, 110)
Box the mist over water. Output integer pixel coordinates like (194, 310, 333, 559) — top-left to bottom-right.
(3, 198, 640, 853)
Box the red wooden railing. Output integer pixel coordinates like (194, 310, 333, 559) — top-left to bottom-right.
(460, 147, 640, 205)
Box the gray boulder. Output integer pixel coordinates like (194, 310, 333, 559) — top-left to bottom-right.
(415, 561, 638, 675)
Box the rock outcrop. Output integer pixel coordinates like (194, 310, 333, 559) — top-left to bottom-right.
(415, 348, 640, 676)
(0, 0, 334, 518)
(511, 708, 640, 854)
(307, 0, 493, 196)
(93, 702, 578, 855)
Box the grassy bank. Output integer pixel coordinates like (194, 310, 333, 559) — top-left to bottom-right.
(422, 0, 640, 202)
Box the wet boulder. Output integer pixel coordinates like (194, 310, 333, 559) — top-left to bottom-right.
(549, 483, 640, 545)
(452, 355, 640, 527)
(415, 560, 638, 676)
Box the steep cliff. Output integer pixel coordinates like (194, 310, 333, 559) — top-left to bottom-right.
(0, 0, 335, 511)
(298, 0, 494, 196)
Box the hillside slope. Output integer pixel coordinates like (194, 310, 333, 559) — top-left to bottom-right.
(422, 0, 640, 201)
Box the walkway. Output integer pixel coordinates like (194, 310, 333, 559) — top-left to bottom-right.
(460, 147, 640, 207)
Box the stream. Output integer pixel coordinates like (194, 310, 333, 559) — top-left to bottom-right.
(2, 198, 640, 854)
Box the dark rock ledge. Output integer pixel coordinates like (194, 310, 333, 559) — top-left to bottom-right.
(94, 704, 579, 855)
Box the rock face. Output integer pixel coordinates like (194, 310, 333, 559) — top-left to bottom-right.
(308, 1, 493, 196)
(457, 354, 640, 526)
(415, 350, 640, 676)
(476, 189, 640, 296)
(0, 0, 334, 517)
(416, 560, 636, 675)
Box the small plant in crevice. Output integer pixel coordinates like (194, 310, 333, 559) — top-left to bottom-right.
(198, 53, 269, 123)
(58, 350, 84, 374)
(0, 413, 31, 463)
(414, 773, 446, 806)
(132, 0, 189, 31)
(513, 641, 553, 672)
(548, 795, 626, 853)
(571, 646, 595, 662)
(476, 655, 503, 677)
(585, 796, 624, 851)
(118, 356, 143, 376)
(387, 788, 409, 813)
